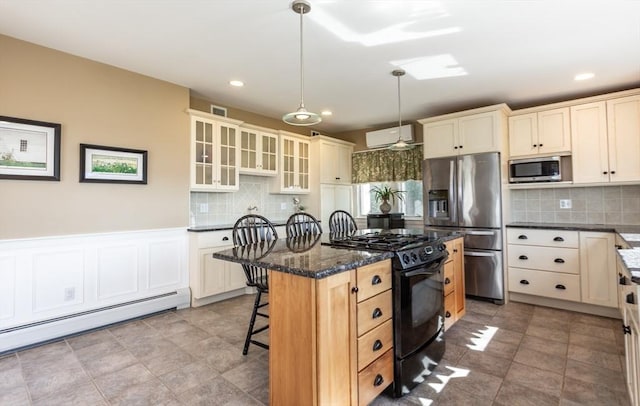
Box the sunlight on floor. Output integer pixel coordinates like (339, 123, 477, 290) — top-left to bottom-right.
(467, 325, 499, 352)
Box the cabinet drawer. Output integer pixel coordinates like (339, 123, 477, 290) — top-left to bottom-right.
(443, 261, 455, 296)
(508, 267, 581, 302)
(507, 244, 579, 274)
(444, 291, 455, 331)
(358, 319, 393, 371)
(358, 349, 393, 406)
(507, 228, 578, 248)
(357, 290, 392, 337)
(357, 260, 392, 302)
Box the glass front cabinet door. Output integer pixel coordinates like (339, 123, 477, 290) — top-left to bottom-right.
(272, 132, 310, 194)
(190, 112, 242, 191)
(239, 125, 278, 176)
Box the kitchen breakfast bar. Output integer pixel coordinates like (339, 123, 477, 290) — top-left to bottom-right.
(212, 234, 395, 406)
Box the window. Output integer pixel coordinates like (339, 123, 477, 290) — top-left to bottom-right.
(20, 139, 28, 152)
(356, 180, 423, 217)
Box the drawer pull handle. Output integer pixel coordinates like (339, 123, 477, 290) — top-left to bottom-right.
(520, 280, 529, 285)
(444, 277, 451, 284)
(555, 284, 566, 290)
(627, 292, 636, 305)
(222, 236, 229, 241)
(445, 310, 452, 318)
(518, 235, 528, 240)
(553, 236, 564, 242)
(374, 374, 384, 387)
(372, 275, 382, 285)
(518, 255, 528, 260)
(372, 308, 383, 319)
(372, 339, 383, 351)
(554, 258, 565, 264)
(351, 287, 359, 294)
(623, 325, 632, 335)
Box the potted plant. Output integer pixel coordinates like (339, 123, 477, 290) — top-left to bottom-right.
(371, 185, 404, 214)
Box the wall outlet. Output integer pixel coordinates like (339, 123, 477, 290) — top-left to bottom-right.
(280, 202, 287, 210)
(199, 203, 209, 213)
(559, 199, 572, 209)
(64, 287, 75, 301)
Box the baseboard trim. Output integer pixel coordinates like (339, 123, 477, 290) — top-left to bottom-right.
(509, 292, 621, 319)
(0, 288, 191, 354)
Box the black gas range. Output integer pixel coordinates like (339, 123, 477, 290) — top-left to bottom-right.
(323, 228, 448, 398)
(325, 229, 447, 270)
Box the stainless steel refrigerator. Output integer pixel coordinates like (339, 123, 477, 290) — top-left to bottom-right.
(423, 152, 504, 304)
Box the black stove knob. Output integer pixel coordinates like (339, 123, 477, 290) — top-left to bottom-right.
(424, 246, 434, 255)
(402, 253, 411, 264)
(410, 252, 418, 262)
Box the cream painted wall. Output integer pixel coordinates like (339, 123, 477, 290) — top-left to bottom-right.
(0, 35, 190, 239)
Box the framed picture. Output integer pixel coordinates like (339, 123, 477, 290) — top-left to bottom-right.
(79, 144, 147, 184)
(0, 115, 61, 181)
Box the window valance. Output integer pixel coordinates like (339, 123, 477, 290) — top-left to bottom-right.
(351, 145, 423, 183)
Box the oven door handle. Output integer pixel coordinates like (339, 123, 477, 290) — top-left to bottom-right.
(402, 257, 446, 278)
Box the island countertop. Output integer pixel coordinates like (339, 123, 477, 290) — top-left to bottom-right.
(211, 234, 394, 279)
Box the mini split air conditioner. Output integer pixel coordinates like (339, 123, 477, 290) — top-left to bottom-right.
(365, 124, 413, 149)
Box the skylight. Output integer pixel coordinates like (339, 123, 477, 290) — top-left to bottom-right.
(392, 54, 468, 80)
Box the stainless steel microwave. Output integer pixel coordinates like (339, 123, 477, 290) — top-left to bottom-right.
(508, 156, 571, 183)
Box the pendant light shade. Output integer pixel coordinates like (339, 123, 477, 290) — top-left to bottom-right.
(388, 69, 414, 151)
(283, 0, 321, 126)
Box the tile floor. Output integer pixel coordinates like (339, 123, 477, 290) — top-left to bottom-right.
(0, 295, 631, 406)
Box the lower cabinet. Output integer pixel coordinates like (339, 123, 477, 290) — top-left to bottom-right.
(269, 259, 393, 406)
(618, 258, 640, 406)
(507, 228, 618, 310)
(188, 230, 249, 307)
(443, 237, 465, 331)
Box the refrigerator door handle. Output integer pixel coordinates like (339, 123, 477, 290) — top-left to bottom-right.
(465, 230, 497, 236)
(449, 159, 457, 224)
(464, 251, 498, 257)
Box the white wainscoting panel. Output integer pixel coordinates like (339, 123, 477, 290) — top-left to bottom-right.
(97, 245, 139, 300)
(0, 257, 16, 320)
(0, 227, 189, 352)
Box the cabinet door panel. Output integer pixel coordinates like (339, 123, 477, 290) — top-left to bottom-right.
(607, 95, 640, 182)
(198, 250, 225, 298)
(509, 113, 537, 157)
(424, 119, 458, 158)
(537, 107, 571, 155)
(580, 232, 617, 308)
(459, 111, 499, 154)
(571, 102, 610, 183)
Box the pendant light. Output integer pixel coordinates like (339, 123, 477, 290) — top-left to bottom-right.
(388, 69, 414, 151)
(283, 0, 321, 126)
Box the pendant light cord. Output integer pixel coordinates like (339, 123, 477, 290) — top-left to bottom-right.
(397, 73, 402, 141)
(298, 4, 305, 109)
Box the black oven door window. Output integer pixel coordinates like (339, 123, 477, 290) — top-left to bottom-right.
(395, 259, 445, 358)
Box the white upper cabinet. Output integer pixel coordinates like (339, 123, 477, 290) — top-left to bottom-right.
(421, 105, 509, 159)
(571, 95, 640, 184)
(319, 140, 353, 184)
(239, 124, 278, 176)
(271, 131, 311, 194)
(509, 107, 571, 158)
(189, 111, 242, 191)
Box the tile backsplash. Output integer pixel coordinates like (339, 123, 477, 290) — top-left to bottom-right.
(511, 185, 640, 225)
(190, 175, 305, 226)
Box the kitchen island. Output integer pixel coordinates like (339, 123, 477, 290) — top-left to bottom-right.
(213, 234, 395, 406)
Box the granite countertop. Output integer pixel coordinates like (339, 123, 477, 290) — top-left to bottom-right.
(211, 228, 460, 279)
(506, 222, 640, 283)
(212, 234, 394, 279)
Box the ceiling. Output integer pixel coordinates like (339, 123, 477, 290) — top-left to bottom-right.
(1, 1, 639, 134)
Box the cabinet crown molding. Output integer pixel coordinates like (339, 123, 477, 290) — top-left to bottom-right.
(418, 103, 511, 124)
(186, 108, 244, 125)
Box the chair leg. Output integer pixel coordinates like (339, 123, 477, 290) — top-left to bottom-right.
(243, 290, 269, 355)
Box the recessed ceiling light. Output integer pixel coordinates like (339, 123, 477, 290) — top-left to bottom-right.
(229, 80, 244, 87)
(321, 110, 332, 116)
(574, 72, 594, 81)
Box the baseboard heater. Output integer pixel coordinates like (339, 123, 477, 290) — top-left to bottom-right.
(0, 288, 191, 354)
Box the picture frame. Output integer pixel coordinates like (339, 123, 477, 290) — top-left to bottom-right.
(0, 115, 61, 181)
(79, 144, 147, 184)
